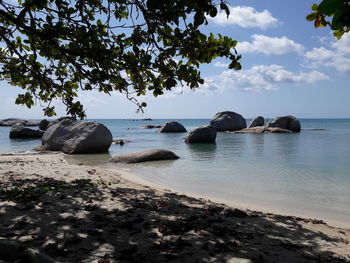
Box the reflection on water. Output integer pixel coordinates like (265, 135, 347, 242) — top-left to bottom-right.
(250, 134, 265, 156)
(187, 143, 217, 160)
(272, 133, 300, 158)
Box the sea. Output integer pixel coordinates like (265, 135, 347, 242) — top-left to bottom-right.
(1, 118, 350, 227)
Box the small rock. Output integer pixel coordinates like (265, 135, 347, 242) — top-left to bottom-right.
(110, 149, 179, 163)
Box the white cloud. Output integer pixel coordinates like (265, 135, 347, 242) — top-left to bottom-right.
(237, 34, 304, 55)
(331, 34, 350, 55)
(203, 65, 328, 92)
(156, 65, 329, 95)
(209, 6, 279, 29)
(76, 90, 108, 108)
(304, 34, 350, 73)
(214, 61, 230, 68)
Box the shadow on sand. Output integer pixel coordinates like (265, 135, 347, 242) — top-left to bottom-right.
(0, 176, 349, 263)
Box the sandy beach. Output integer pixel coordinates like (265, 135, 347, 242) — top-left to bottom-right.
(0, 153, 349, 263)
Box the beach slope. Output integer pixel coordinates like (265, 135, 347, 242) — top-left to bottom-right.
(0, 153, 349, 262)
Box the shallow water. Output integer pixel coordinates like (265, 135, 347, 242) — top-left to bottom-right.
(1, 118, 350, 226)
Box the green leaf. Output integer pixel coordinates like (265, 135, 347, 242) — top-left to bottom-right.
(317, 0, 343, 15)
(209, 7, 218, 18)
(306, 12, 317, 21)
(333, 30, 343, 39)
(331, 10, 343, 30)
(220, 3, 230, 18)
(146, 0, 159, 9)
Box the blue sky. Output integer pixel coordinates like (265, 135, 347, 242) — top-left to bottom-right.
(1, 0, 350, 119)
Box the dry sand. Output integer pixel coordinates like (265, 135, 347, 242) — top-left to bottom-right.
(0, 153, 349, 263)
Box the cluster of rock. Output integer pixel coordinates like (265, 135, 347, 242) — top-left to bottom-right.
(234, 115, 301, 134)
(0, 118, 39, 127)
(1, 116, 112, 154)
(6, 116, 77, 139)
(2, 111, 301, 164)
(110, 112, 301, 163)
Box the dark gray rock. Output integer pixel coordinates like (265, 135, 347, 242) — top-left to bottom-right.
(9, 124, 44, 139)
(248, 116, 265, 128)
(210, 111, 246, 131)
(0, 118, 38, 126)
(39, 119, 50, 130)
(112, 139, 131, 145)
(42, 119, 112, 154)
(46, 116, 76, 129)
(159, 121, 187, 133)
(267, 115, 301, 132)
(110, 149, 179, 163)
(140, 125, 162, 129)
(185, 126, 217, 143)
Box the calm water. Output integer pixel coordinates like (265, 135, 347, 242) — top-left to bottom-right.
(1, 119, 350, 226)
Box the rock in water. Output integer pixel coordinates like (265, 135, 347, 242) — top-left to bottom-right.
(110, 149, 179, 163)
(185, 126, 217, 143)
(140, 125, 161, 129)
(233, 127, 266, 134)
(0, 118, 38, 126)
(42, 119, 112, 154)
(267, 127, 294, 133)
(233, 126, 294, 134)
(39, 119, 50, 130)
(248, 116, 265, 128)
(9, 124, 44, 139)
(159, 121, 187, 132)
(267, 115, 301, 132)
(210, 111, 246, 131)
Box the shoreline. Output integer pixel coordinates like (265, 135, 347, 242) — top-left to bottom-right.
(117, 167, 350, 230)
(1, 153, 350, 262)
(2, 149, 350, 229)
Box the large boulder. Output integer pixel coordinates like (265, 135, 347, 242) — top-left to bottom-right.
(159, 121, 187, 133)
(42, 119, 112, 154)
(267, 115, 301, 132)
(0, 118, 38, 126)
(185, 126, 217, 143)
(210, 111, 246, 131)
(9, 124, 44, 139)
(248, 116, 265, 128)
(110, 149, 179, 163)
(46, 116, 76, 129)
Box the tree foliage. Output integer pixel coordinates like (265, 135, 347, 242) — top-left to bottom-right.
(307, 0, 350, 39)
(0, 0, 241, 118)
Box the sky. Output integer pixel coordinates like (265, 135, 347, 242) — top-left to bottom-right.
(1, 0, 350, 119)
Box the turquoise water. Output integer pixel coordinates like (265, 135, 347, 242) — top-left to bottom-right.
(1, 119, 350, 226)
